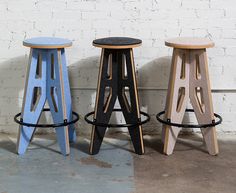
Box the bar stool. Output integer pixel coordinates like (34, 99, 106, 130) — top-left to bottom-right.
(85, 37, 150, 155)
(156, 37, 222, 155)
(14, 37, 79, 156)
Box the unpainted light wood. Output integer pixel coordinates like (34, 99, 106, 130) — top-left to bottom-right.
(189, 49, 219, 155)
(93, 43, 142, 49)
(60, 49, 76, 142)
(163, 49, 190, 155)
(23, 44, 72, 49)
(163, 47, 219, 155)
(165, 37, 214, 49)
(55, 49, 70, 155)
(129, 49, 144, 154)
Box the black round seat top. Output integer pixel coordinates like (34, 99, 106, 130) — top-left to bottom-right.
(93, 37, 142, 49)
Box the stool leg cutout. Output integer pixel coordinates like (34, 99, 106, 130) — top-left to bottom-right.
(117, 49, 144, 154)
(17, 49, 47, 155)
(46, 49, 70, 156)
(90, 49, 117, 154)
(189, 50, 219, 155)
(163, 49, 190, 155)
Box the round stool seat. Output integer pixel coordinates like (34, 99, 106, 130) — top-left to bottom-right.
(93, 37, 142, 49)
(165, 37, 214, 49)
(23, 37, 72, 49)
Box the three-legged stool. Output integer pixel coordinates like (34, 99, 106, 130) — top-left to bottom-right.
(15, 37, 79, 156)
(85, 37, 150, 155)
(156, 37, 222, 155)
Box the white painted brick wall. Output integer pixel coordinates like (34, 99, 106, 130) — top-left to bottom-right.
(0, 0, 235, 135)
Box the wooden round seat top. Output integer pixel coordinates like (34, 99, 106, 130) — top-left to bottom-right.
(23, 37, 72, 49)
(93, 37, 142, 49)
(165, 37, 214, 49)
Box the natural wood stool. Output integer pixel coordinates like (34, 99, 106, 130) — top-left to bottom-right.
(14, 37, 79, 155)
(156, 37, 222, 155)
(85, 37, 150, 155)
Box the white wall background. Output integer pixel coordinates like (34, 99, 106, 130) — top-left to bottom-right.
(0, 0, 235, 135)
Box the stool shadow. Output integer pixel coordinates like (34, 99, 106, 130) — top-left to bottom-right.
(143, 133, 209, 154)
(0, 56, 27, 132)
(138, 56, 172, 135)
(0, 139, 16, 154)
(177, 133, 208, 154)
(68, 56, 100, 136)
(30, 140, 60, 154)
(143, 135, 164, 154)
(70, 138, 90, 154)
(70, 134, 133, 155)
(102, 134, 134, 153)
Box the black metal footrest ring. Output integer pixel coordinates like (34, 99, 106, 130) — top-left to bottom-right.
(156, 109, 222, 128)
(84, 108, 150, 128)
(14, 108, 79, 128)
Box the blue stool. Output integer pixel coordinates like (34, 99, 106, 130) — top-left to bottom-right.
(15, 37, 78, 156)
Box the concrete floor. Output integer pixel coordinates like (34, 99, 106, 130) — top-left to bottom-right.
(0, 133, 235, 193)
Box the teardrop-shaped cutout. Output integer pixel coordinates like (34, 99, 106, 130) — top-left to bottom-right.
(122, 86, 131, 112)
(176, 87, 185, 112)
(195, 54, 201, 80)
(106, 54, 112, 79)
(30, 87, 42, 112)
(122, 54, 128, 79)
(180, 54, 186, 79)
(50, 87, 58, 112)
(195, 87, 205, 113)
(51, 54, 55, 80)
(103, 86, 112, 113)
(35, 54, 42, 79)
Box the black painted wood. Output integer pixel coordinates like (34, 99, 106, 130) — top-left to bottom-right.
(90, 48, 144, 155)
(93, 37, 142, 46)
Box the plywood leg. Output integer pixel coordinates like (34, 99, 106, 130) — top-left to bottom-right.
(118, 49, 144, 154)
(189, 49, 219, 155)
(17, 49, 47, 155)
(60, 49, 76, 143)
(163, 49, 190, 155)
(90, 49, 117, 155)
(46, 49, 70, 156)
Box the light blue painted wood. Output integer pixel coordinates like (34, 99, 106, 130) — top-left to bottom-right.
(47, 49, 69, 156)
(23, 37, 72, 48)
(17, 49, 47, 155)
(17, 47, 75, 156)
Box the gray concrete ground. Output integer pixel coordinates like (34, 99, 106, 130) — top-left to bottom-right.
(0, 133, 235, 193)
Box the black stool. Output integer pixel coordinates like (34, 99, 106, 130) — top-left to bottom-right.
(85, 37, 150, 155)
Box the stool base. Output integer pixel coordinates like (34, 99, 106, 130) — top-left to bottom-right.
(89, 48, 146, 155)
(162, 48, 219, 155)
(17, 48, 76, 156)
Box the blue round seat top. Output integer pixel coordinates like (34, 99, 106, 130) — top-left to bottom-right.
(23, 37, 72, 49)
(93, 37, 142, 49)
